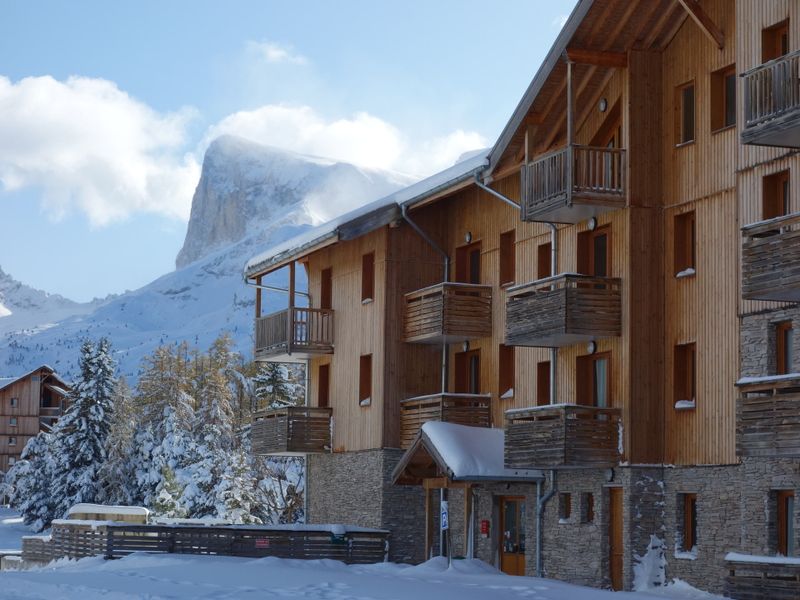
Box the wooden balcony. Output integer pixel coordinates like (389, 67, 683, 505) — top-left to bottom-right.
(255, 307, 334, 361)
(404, 283, 492, 344)
(39, 405, 62, 431)
(520, 144, 626, 224)
(399, 393, 491, 449)
(742, 50, 800, 148)
(726, 555, 800, 600)
(505, 404, 621, 469)
(737, 374, 800, 458)
(251, 406, 332, 455)
(742, 212, 800, 302)
(505, 274, 622, 348)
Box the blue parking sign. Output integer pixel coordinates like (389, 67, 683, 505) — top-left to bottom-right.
(440, 500, 449, 530)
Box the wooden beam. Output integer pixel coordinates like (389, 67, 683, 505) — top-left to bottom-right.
(565, 48, 628, 68)
(676, 0, 724, 49)
(424, 487, 431, 560)
(255, 275, 262, 319)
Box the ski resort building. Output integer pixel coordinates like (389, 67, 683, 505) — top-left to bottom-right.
(0, 366, 70, 473)
(246, 0, 800, 595)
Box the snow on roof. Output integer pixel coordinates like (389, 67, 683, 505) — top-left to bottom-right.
(736, 372, 800, 386)
(245, 150, 489, 278)
(420, 421, 543, 482)
(726, 552, 800, 565)
(43, 384, 69, 397)
(67, 504, 150, 517)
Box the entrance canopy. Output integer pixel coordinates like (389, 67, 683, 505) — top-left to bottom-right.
(392, 421, 544, 486)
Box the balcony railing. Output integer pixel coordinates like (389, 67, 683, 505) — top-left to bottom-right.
(404, 282, 492, 344)
(520, 144, 626, 224)
(737, 374, 800, 458)
(742, 49, 800, 148)
(251, 406, 333, 455)
(505, 404, 621, 469)
(399, 393, 491, 449)
(255, 307, 334, 360)
(742, 212, 800, 302)
(726, 555, 800, 600)
(505, 274, 622, 348)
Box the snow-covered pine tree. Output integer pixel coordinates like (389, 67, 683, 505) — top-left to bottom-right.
(97, 377, 137, 504)
(253, 363, 295, 410)
(255, 456, 306, 524)
(49, 338, 117, 519)
(212, 448, 261, 524)
(5, 431, 57, 531)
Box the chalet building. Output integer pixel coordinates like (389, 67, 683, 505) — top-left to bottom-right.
(246, 0, 800, 595)
(0, 366, 70, 472)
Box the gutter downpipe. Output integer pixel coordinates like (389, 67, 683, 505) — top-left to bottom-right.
(400, 204, 450, 558)
(472, 175, 560, 578)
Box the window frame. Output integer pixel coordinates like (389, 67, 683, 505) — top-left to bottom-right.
(763, 20, 790, 63)
(763, 170, 790, 221)
(776, 321, 794, 376)
(317, 363, 331, 408)
(777, 489, 795, 556)
(674, 342, 697, 411)
(537, 242, 552, 280)
(536, 360, 551, 406)
(361, 251, 375, 303)
(498, 344, 514, 399)
(682, 493, 698, 552)
(674, 211, 697, 277)
(499, 230, 516, 286)
(576, 351, 612, 408)
(358, 354, 372, 406)
(320, 267, 333, 310)
(8, 436, 16, 447)
(675, 81, 696, 146)
(9, 417, 17, 427)
(711, 64, 737, 132)
(559, 493, 572, 521)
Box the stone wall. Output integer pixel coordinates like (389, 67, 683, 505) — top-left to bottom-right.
(740, 306, 800, 377)
(307, 449, 427, 563)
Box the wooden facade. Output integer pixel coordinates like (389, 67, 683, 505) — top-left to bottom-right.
(0, 366, 69, 473)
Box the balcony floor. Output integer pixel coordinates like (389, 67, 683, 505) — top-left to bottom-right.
(524, 194, 625, 224)
(742, 110, 800, 148)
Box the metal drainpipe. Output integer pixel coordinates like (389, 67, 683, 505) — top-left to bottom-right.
(536, 470, 558, 577)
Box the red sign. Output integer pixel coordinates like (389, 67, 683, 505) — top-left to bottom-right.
(480, 520, 489, 536)
(255, 538, 270, 548)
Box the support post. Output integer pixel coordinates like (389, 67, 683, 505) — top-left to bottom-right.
(255, 275, 262, 319)
(425, 486, 432, 560)
(288, 261, 296, 355)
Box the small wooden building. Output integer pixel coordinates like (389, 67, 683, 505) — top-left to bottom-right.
(0, 366, 70, 473)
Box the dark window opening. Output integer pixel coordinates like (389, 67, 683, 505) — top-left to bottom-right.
(674, 343, 697, 410)
(676, 83, 695, 145)
(711, 65, 737, 131)
(763, 170, 790, 221)
(498, 345, 514, 398)
(320, 268, 333, 310)
(537, 242, 552, 280)
(359, 354, 372, 406)
(361, 252, 375, 302)
(318, 364, 330, 408)
(499, 230, 515, 286)
(776, 321, 794, 375)
(536, 361, 551, 406)
(674, 211, 696, 276)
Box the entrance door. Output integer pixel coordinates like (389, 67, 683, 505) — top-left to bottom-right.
(609, 487, 623, 591)
(500, 496, 526, 576)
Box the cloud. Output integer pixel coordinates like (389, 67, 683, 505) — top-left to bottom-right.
(552, 14, 569, 28)
(246, 41, 308, 66)
(204, 104, 488, 178)
(0, 75, 200, 225)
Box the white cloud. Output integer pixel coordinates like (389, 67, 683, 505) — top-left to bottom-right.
(204, 104, 488, 178)
(0, 75, 200, 225)
(246, 41, 308, 66)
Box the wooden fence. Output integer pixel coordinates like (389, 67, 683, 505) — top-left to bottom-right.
(399, 393, 491, 449)
(404, 282, 492, 344)
(726, 557, 800, 600)
(21, 521, 389, 565)
(743, 49, 800, 130)
(251, 406, 332, 454)
(741, 212, 800, 302)
(737, 375, 800, 458)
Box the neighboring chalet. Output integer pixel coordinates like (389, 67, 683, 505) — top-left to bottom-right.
(0, 366, 70, 472)
(246, 0, 800, 596)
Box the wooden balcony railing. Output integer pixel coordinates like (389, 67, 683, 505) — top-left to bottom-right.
(742, 212, 800, 302)
(505, 274, 622, 348)
(399, 393, 491, 449)
(742, 49, 800, 148)
(737, 374, 800, 458)
(404, 282, 492, 344)
(505, 404, 621, 469)
(520, 144, 626, 224)
(726, 555, 800, 600)
(38, 405, 62, 430)
(251, 406, 332, 455)
(255, 307, 334, 360)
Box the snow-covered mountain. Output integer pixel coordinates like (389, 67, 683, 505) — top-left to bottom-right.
(0, 135, 412, 380)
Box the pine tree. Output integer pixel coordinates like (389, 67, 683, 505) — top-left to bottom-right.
(5, 432, 57, 531)
(49, 338, 117, 519)
(97, 377, 137, 504)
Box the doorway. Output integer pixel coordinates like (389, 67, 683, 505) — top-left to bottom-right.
(609, 487, 623, 591)
(454, 349, 481, 394)
(500, 496, 526, 576)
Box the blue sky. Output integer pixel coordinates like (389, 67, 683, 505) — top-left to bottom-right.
(0, 1, 576, 301)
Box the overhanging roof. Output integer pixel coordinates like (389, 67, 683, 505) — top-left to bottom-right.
(392, 421, 543, 486)
(0, 365, 70, 394)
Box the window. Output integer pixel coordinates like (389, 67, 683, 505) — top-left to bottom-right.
(537, 242, 552, 279)
(320, 268, 333, 310)
(361, 252, 375, 302)
(577, 353, 611, 408)
(763, 20, 790, 63)
(8, 417, 17, 427)
(582, 493, 595, 524)
(676, 82, 695, 145)
(674, 343, 697, 410)
(536, 361, 551, 406)
(763, 170, 790, 220)
(578, 226, 611, 277)
(9, 398, 17, 408)
(711, 65, 736, 131)
(456, 241, 482, 284)
(317, 364, 330, 408)
(776, 321, 794, 375)
(455, 350, 481, 395)
(777, 490, 795, 556)
(499, 230, 515, 286)
(8, 457, 15, 466)
(680, 493, 698, 552)
(359, 355, 372, 406)
(8, 437, 16, 447)
(674, 211, 696, 277)
(559, 493, 572, 521)
(498, 345, 514, 399)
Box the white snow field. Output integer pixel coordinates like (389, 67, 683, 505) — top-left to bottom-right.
(0, 507, 723, 599)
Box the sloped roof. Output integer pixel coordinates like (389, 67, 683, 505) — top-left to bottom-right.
(0, 365, 70, 394)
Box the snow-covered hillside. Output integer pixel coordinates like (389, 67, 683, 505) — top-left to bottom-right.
(0, 136, 410, 380)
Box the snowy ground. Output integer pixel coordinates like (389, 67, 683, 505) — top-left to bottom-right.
(0, 508, 723, 600)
